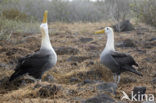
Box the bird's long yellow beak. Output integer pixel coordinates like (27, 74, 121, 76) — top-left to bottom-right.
(95, 30, 105, 34)
(42, 10, 48, 23)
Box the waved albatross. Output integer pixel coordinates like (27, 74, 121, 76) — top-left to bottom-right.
(9, 10, 57, 81)
(95, 27, 142, 84)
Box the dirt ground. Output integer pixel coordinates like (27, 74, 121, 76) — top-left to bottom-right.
(0, 22, 155, 103)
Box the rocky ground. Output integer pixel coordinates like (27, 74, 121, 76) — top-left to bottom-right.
(0, 22, 155, 103)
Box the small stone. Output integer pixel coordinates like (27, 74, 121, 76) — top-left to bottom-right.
(86, 44, 98, 51)
(34, 83, 42, 88)
(67, 89, 78, 96)
(153, 73, 156, 77)
(84, 94, 115, 103)
(96, 82, 117, 94)
(83, 79, 96, 84)
(151, 77, 156, 84)
(0, 63, 8, 68)
(43, 74, 55, 82)
(79, 37, 93, 43)
(71, 62, 78, 66)
(144, 58, 153, 63)
(70, 77, 80, 83)
(132, 86, 146, 100)
(38, 85, 59, 98)
(149, 37, 156, 41)
(86, 61, 94, 66)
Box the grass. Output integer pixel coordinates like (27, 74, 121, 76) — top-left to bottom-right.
(0, 22, 155, 102)
(0, 16, 40, 40)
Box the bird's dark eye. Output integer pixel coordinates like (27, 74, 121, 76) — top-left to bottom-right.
(107, 28, 109, 30)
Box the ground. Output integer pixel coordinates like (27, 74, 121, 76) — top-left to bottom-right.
(0, 22, 155, 103)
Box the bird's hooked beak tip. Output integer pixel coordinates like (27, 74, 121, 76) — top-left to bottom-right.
(42, 10, 48, 23)
(95, 29, 105, 34)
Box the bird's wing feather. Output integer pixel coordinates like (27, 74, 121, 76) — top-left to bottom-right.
(111, 51, 138, 67)
(15, 52, 50, 71)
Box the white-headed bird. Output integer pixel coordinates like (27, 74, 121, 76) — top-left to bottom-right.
(9, 10, 57, 82)
(95, 27, 142, 84)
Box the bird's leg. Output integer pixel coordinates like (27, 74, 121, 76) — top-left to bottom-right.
(117, 75, 120, 84)
(113, 73, 117, 83)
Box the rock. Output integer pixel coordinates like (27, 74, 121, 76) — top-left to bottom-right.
(133, 86, 146, 100)
(144, 57, 153, 63)
(153, 73, 156, 77)
(43, 74, 55, 82)
(79, 37, 93, 43)
(86, 61, 94, 66)
(96, 82, 117, 94)
(149, 37, 156, 41)
(70, 77, 80, 83)
(84, 94, 115, 103)
(144, 42, 156, 49)
(38, 85, 59, 98)
(120, 77, 137, 83)
(85, 44, 98, 51)
(112, 20, 134, 32)
(116, 39, 136, 48)
(66, 89, 78, 96)
(55, 47, 79, 55)
(151, 77, 156, 84)
(116, 42, 124, 47)
(67, 56, 90, 63)
(136, 49, 146, 54)
(34, 83, 42, 88)
(83, 79, 97, 85)
(71, 62, 78, 66)
(0, 63, 9, 69)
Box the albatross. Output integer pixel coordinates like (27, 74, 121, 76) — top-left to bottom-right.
(95, 27, 142, 84)
(9, 10, 57, 81)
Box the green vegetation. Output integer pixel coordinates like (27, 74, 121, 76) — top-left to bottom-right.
(132, 0, 156, 27)
(0, 0, 156, 40)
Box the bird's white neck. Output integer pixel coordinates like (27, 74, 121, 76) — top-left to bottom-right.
(105, 32, 115, 51)
(40, 27, 52, 50)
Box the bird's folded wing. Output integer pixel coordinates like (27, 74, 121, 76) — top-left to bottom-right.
(111, 51, 138, 66)
(16, 52, 50, 70)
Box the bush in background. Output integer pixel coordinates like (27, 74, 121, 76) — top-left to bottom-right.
(2, 9, 28, 22)
(131, 0, 156, 27)
(0, 16, 39, 40)
(0, 0, 132, 22)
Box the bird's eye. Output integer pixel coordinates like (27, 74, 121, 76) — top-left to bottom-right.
(106, 28, 109, 30)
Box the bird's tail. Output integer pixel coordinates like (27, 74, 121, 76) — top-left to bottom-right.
(9, 70, 23, 82)
(124, 66, 143, 76)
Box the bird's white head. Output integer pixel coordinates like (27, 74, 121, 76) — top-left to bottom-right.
(95, 27, 114, 36)
(104, 27, 113, 35)
(95, 27, 115, 51)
